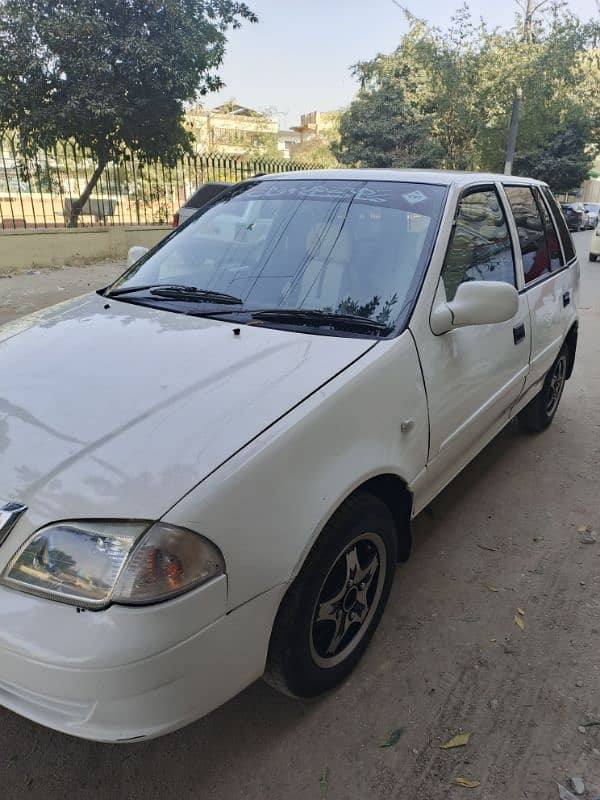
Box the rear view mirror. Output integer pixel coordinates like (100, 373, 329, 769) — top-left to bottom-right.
(127, 246, 149, 268)
(430, 281, 519, 335)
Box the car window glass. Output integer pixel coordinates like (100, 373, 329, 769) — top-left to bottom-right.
(112, 180, 447, 325)
(542, 187, 576, 262)
(504, 186, 551, 284)
(533, 187, 564, 270)
(441, 188, 515, 301)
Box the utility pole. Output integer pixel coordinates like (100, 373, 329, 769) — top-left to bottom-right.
(504, 0, 551, 174)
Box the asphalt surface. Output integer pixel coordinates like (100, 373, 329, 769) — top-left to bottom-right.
(0, 231, 599, 800)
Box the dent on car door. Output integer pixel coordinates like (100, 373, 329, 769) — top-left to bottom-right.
(504, 185, 573, 391)
(410, 185, 530, 506)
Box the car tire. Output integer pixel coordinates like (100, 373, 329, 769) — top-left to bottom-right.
(264, 492, 397, 698)
(590, 254, 598, 262)
(518, 345, 569, 433)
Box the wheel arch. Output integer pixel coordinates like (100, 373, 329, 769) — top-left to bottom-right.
(565, 320, 578, 380)
(356, 474, 413, 562)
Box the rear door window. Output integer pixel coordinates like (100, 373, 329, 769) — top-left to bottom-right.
(441, 187, 515, 301)
(532, 187, 564, 271)
(504, 186, 550, 284)
(541, 187, 576, 262)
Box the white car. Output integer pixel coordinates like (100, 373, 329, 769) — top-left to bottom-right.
(590, 223, 600, 262)
(0, 170, 579, 742)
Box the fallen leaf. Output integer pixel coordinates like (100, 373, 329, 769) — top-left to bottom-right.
(319, 767, 329, 796)
(380, 727, 405, 748)
(582, 720, 600, 727)
(477, 543, 498, 552)
(517, 607, 525, 616)
(514, 614, 525, 631)
(441, 732, 471, 749)
(578, 525, 589, 533)
(489, 638, 497, 643)
(454, 776, 480, 788)
(487, 585, 498, 592)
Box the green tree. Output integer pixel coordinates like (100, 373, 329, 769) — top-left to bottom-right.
(0, 0, 256, 225)
(337, 4, 600, 178)
(335, 79, 443, 168)
(513, 120, 594, 191)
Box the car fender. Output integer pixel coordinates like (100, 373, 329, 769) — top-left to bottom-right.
(164, 331, 429, 610)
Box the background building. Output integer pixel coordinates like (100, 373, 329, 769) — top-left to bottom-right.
(187, 102, 279, 157)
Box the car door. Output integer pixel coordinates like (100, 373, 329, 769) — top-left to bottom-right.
(503, 184, 575, 393)
(409, 183, 530, 510)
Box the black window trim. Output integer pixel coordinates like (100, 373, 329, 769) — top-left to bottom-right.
(440, 182, 518, 298)
(502, 182, 576, 294)
(531, 185, 564, 274)
(539, 185, 577, 267)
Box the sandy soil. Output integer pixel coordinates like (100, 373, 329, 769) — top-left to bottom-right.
(0, 232, 598, 800)
(0, 260, 125, 327)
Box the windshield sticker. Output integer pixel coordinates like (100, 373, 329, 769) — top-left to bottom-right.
(256, 183, 393, 205)
(402, 190, 428, 205)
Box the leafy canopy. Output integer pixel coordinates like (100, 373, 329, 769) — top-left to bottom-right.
(0, 0, 257, 164)
(336, 2, 600, 190)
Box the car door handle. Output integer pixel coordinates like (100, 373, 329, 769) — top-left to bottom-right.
(513, 322, 526, 345)
(563, 291, 571, 307)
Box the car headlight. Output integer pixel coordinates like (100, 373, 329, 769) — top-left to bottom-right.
(0, 521, 225, 609)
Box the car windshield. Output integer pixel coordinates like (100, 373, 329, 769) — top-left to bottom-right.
(109, 179, 446, 328)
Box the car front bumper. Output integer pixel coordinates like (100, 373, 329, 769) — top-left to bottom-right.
(0, 581, 285, 742)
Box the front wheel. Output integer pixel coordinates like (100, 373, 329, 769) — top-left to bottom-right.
(519, 345, 568, 433)
(264, 492, 397, 698)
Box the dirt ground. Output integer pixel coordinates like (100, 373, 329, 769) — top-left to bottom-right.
(0, 260, 125, 327)
(0, 232, 599, 800)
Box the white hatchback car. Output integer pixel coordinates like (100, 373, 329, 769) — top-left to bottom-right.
(0, 170, 579, 742)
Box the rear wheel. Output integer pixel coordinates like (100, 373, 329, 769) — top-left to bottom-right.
(519, 345, 568, 433)
(264, 492, 397, 698)
(590, 253, 598, 262)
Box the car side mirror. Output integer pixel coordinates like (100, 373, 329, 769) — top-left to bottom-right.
(430, 280, 519, 335)
(127, 245, 149, 268)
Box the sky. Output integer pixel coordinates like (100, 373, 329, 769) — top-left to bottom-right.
(210, 0, 595, 128)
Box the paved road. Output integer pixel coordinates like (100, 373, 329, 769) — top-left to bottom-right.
(1, 233, 599, 800)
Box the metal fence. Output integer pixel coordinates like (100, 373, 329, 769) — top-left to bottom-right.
(0, 136, 325, 230)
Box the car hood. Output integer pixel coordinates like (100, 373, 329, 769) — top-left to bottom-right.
(0, 294, 374, 529)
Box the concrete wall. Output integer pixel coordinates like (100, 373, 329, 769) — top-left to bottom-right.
(582, 179, 600, 204)
(0, 225, 171, 275)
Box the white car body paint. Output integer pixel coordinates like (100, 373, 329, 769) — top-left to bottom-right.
(0, 169, 579, 741)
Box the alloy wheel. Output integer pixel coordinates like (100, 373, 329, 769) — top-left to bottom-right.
(310, 532, 387, 669)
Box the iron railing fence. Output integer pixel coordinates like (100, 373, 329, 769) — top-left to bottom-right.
(0, 136, 325, 230)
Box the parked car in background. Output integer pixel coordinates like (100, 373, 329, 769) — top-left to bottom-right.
(173, 181, 229, 227)
(0, 169, 579, 742)
(584, 202, 600, 229)
(561, 202, 588, 232)
(589, 223, 600, 261)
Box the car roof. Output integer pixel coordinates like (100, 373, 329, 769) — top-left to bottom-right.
(250, 168, 547, 188)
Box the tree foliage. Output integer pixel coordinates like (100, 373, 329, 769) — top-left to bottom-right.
(0, 0, 256, 223)
(513, 120, 594, 191)
(334, 79, 443, 168)
(337, 3, 600, 190)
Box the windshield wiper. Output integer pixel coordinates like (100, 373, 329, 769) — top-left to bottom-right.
(149, 287, 243, 305)
(106, 284, 242, 305)
(251, 308, 392, 334)
(106, 283, 190, 297)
